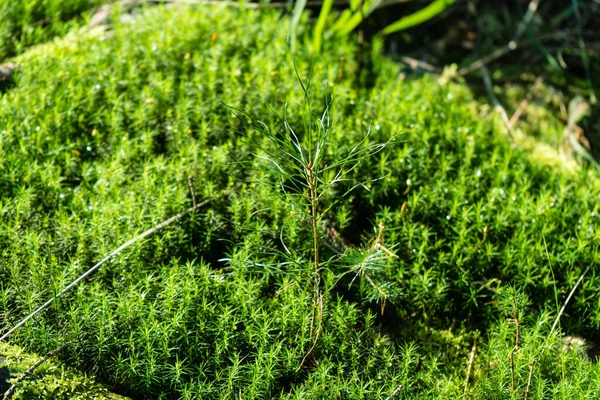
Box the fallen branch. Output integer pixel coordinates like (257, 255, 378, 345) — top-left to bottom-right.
(155, 0, 420, 7)
(91, 0, 417, 22)
(0, 200, 209, 342)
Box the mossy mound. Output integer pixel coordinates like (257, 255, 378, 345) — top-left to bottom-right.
(0, 342, 127, 399)
(1, 4, 600, 399)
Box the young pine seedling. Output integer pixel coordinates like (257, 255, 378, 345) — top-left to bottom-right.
(229, 66, 399, 368)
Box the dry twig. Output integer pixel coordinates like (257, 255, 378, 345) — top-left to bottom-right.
(550, 266, 590, 336)
(154, 0, 418, 7)
(90, 0, 418, 22)
(464, 340, 477, 393)
(524, 360, 535, 400)
(398, 56, 442, 74)
(384, 383, 403, 400)
(508, 76, 544, 129)
(508, 293, 520, 395)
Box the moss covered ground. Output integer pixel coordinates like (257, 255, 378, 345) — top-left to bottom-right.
(0, 342, 126, 399)
(0, 0, 104, 60)
(1, 4, 600, 399)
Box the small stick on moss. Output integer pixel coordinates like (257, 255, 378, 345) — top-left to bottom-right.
(480, 65, 513, 139)
(524, 360, 535, 400)
(550, 266, 590, 336)
(415, 355, 422, 372)
(3, 343, 68, 400)
(384, 383, 403, 400)
(0, 200, 210, 342)
(508, 293, 520, 395)
(398, 56, 441, 74)
(188, 175, 197, 208)
(275, 274, 307, 297)
(464, 340, 477, 393)
(512, 0, 542, 44)
(336, 57, 345, 83)
(508, 76, 544, 129)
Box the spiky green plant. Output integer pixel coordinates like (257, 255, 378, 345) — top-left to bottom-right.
(228, 65, 398, 366)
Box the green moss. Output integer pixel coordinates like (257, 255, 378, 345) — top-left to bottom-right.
(0, 0, 106, 60)
(0, 343, 126, 399)
(0, 4, 599, 399)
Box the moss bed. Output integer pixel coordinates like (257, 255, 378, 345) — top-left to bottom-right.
(1, 4, 600, 399)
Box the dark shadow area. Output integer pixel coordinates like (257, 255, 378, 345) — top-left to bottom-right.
(0, 63, 16, 93)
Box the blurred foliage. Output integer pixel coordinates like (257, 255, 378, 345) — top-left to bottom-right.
(0, 0, 106, 60)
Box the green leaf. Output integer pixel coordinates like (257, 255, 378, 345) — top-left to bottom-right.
(380, 0, 456, 36)
(290, 0, 308, 53)
(336, 0, 385, 36)
(313, 0, 335, 52)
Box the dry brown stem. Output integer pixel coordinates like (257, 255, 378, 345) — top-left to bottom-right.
(384, 383, 403, 400)
(464, 340, 477, 393)
(524, 360, 535, 400)
(509, 76, 545, 129)
(508, 293, 520, 395)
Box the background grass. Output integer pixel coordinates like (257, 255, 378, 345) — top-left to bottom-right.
(1, 4, 600, 399)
